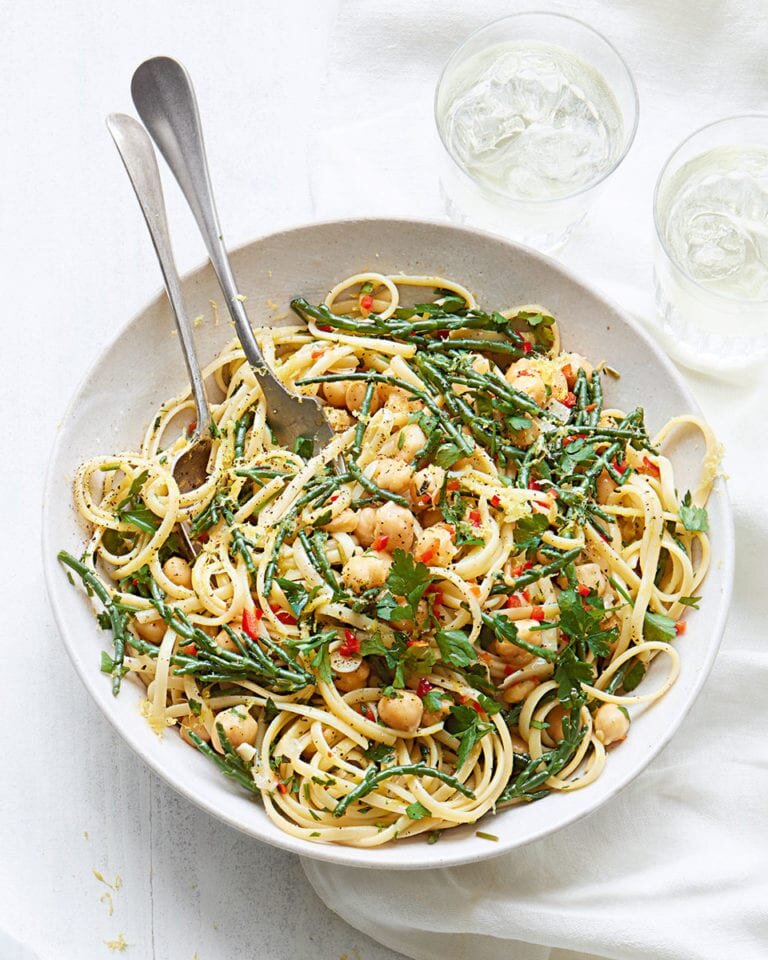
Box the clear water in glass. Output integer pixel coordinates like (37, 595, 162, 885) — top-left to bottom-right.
(660, 145, 768, 304)
(438, 40, 625, 203)
(654, 121, 768, 372)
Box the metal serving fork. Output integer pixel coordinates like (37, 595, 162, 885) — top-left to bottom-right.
(106, 112, 216, 497)
(129, 55, 334, 460)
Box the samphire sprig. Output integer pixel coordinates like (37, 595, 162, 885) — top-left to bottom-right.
(295, 371, 474, 457)
(499, 712, 585, 804)
(187, 725, 260, 794)
(290, 297, 542, 354)
(147, 578, 314, 690)
(263, 472, 349, 595)
(333, 762, 475, 818)
(58, 550, 130, 695)
(59, 551, 314, 693)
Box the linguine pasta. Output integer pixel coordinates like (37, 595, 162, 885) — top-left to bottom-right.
(59, 272, 717, 847)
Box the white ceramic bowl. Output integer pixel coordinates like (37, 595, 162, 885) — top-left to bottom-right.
(43, 218, 734, 870)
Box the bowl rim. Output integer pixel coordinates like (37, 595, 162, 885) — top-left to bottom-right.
(42, 215, 735, 870)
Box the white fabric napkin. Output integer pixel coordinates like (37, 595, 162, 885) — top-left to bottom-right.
(303, 303, 768, 960)
(304, 643, 768, 960)
(302, 2, 768, 957)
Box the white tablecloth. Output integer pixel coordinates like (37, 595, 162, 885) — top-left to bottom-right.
(3, 1, 766, 958)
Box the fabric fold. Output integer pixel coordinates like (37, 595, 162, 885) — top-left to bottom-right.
(304, 643, 768, 960)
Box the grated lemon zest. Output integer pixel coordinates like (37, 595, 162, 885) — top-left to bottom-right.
(104, 933, 128, 952)
(140, 698, 176, 735)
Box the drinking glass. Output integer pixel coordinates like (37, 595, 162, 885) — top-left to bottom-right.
(654, 115, 768, 372)
(434, 12, 639, 251)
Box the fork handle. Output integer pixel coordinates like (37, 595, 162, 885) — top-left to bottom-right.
(106, 112, 209, 431)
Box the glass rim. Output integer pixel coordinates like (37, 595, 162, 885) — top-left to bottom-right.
(433, 10, 640, 206)
(653, 113, 768, 305)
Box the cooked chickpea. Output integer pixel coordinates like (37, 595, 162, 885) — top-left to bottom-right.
(506, 358, 528, 378)
(163, 556, 193, 589)
(320, 507, 359, 533)
(422, 699, 452, 727)
(491, 639, 534, 669)
(414, 526, 455, 567)
(560, 353, 594, 389)
(491, 618, 541, 669)
(509, 418, 540, 449)
(504, 357, 547, 403)
(547, 705, 566, 742)
(342, 554, 392, 593)
(548, 368, 569, 403)
(421, 508, 443, 527)
(576, 562, 607, 596)
(334, 659, 371, 693)
(354, 506, 377, 547)
(502, 679, 538, 704)
(210, 705, 258, 754)
(180, 714, 211, 747)
(454, 354, 491, 395)
(373, 501, 414, 552)
(345, 381, 382, 414)
(594, 703, 630, 745)
(320, 379, 349, 408)
(508, 370, 547, 407)
(382, 386, 412, 413)
(377, 691, 424, 732)
(370, 457, 413, 494)
(411, 465, 446, 509)
(134, 617, 166, 644)
(324, 407, 355, 432)
(392, 424, 427, 462)
(596, 467, 617, 504)
(214, 628, 240, 653)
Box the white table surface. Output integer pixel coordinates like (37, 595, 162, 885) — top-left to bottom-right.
(2, 1, 763, 958)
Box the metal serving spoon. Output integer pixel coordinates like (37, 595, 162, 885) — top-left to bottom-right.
(106, 113, 213, 501)
(130, 55, 334, 457)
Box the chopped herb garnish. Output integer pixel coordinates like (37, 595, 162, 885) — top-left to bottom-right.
(622, 660, 646, 692)
(433, 442, 465, 469)
(644, 610, 677, 643)
(422, 688, 452, 713)
(293, 434, 314, 459)
(679, 491, 709, 533)
(679, 595, 701, 609)
(446, 704, 494, 772)
(362, 743, 396, 764)
(376, 549, 433, 622)
(405, 801, 430, 820)
(275, 577, 319, 619)
(435, 628, 477, 669)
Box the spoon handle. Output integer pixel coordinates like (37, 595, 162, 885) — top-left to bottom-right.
(106, 113, 209, 432)
(130, 57, 291, 415)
